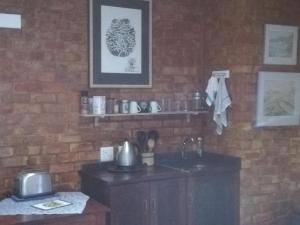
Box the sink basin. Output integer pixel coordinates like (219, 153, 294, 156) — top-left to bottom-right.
(160, 159, 206, 173)
(156, 151, 206, 173)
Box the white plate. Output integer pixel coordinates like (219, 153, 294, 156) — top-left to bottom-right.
(32, 199, 72, 210)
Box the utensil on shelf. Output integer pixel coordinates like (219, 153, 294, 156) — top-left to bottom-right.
(136, 131, 148, 152)
(147, 130, 159, 152)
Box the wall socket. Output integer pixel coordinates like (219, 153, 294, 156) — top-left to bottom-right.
(100, 146, 114, 162)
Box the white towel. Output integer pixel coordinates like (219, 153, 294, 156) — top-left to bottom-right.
(205, 76, 231, 135)
(205, 76, 219, 106)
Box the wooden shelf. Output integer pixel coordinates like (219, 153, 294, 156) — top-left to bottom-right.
(81, 111, 207, 118)
(81, 110, 208, 125)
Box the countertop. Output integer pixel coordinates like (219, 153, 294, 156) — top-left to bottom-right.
(79, 151, 241, 186)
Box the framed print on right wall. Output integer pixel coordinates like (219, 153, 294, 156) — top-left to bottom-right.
(256, 71, 300, 127)
(264, 24, 298, 65)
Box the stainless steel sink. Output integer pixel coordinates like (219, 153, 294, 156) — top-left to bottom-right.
(160, 159, 206, 173)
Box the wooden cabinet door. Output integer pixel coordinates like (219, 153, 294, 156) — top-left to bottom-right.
(110, 183, 150, 225)
(150, 178, 186, 225)
(187, 172, 239, 225)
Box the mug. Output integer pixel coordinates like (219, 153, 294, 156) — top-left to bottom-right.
(121, 100, 129, 114)
(139, 101, 149, 113)
(93, 96, 106, 114)
(149, 101, 161, 113)
(130, 101, 141, 114)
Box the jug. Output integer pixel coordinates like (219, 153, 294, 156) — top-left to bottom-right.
(116, 140, 139, 167)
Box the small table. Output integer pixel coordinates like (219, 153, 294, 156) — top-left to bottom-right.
(0, 199, 110, 225)
(290, 213, 300, 225)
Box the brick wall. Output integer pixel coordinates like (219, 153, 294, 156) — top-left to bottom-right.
(1, 1, 300, 225)
(0, 0, 203, 192)
(202, 0, 300, 225)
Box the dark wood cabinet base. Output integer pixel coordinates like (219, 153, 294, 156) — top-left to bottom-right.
(80, 152, 241, 225)
(0, 199, 110, 225)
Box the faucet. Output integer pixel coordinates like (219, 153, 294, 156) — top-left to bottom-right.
(179, 137, 193, 160)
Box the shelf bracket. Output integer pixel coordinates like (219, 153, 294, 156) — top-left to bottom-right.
(94, 117, 99, 126)
(186, 114, 191, 123)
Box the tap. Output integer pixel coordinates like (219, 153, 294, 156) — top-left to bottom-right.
(179, 137, 193, 160)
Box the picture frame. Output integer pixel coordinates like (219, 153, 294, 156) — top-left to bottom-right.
(255, 71, 300, 127)
(89, 0, 152, 88)
(264, 24, 298, 65)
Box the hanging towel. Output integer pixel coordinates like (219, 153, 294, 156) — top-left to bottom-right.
(205, 76, 231, 135)
(205, 76, 219, 106)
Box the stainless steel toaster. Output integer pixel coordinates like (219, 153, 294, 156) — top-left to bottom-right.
(14, 169, 53, 198)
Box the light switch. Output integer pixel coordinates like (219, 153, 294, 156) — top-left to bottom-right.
(0, 13, 21, 29)
(100, 146, 114, 162)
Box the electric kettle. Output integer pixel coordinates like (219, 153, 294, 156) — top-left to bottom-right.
(116, 140, 139, 167)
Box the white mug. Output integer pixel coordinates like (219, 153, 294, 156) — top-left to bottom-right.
(129, 101, 141, 113)
(149, 101, 161, 113)
(93, 96, 106, 114)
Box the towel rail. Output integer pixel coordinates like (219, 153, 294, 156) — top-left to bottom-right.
(212, 70, 230, 79)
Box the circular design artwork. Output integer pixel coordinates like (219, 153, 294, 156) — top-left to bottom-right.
(106, 18, 136, 57)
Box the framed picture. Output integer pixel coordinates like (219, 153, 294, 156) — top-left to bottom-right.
(264, 24, 298, 65)
(89, 0, 152, 88)
(255, 71, 300, 127)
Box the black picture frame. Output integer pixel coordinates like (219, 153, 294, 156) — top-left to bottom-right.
(89, 0, 152, 88)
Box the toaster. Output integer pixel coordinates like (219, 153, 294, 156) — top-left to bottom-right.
(14, 169, 53, 199)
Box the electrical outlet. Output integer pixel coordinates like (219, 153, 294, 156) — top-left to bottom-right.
(100, 146, 114, 162)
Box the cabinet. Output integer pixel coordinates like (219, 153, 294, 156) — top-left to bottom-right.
(187, 172, 240, 225)
(0, 199, 109, 225)
(149, 179, 186, 225)
(80, 153, 240, 225)
(81, 175, 186, 225)
(110, 182, 149, 225)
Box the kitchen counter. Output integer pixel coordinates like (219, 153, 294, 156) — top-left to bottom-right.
(80, 151, 241, 225)
(79, 151, 241, 186)
(0, 199, 109, 225)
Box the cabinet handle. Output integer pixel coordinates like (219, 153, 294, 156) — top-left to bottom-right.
(188, 194, 194, 207)
(151, 198, 157, 213)
(144, 199, 148, 213)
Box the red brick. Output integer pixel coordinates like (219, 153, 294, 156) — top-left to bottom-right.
(27, 146, 41, 155)
(0, 147, 14, 158)
(49, 164, 74, 173)
(23, 135, 45, 145)
(142, 120, 163, 128)
(0, 83, 12, 92)
(13, 103, 41, 114)
(14, 82, 42, 92)
(38, 72, 56, 82)
(3, 94, 30, 103)
(30, 93, 57, 103)
(1, 156, 28, 167)
(4, 178, 14, 189)
(57, 153, 78, 163)
(77, 151, 99, 161)
(42, 104, 68, 113)
(58, 134, 82, 143)
(54, 172, 79, 183)
(28, 155, 57, 165)
(70, 142, 94, 152)
(42, 143, 69, 154)
(60, 32, 83, 42)
(0, 105, 13, 114)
